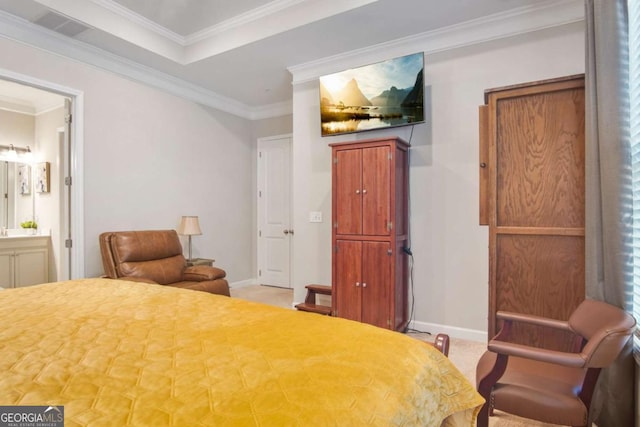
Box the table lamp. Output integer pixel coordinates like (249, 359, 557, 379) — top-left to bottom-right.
(177, 215, 202, 262)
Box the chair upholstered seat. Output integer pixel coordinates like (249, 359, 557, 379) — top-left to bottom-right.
(99, 230, 230, 296)
(477, 352, 588, 426)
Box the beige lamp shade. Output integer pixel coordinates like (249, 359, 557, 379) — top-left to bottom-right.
(177, 216, 202, 236)
(177, 216, 202, 261)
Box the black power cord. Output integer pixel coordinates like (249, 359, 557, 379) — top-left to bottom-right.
(402, 125, 430, 336)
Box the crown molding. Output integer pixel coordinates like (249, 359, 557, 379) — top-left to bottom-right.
(288, 0, 584, 84)
(37, 0, 378, 64)
(34, 0, 184, 62)
(187, 0, 310, 43)
(91, 0, 185, 45)
(0, 99, 65, 116)
(249, 100, 293, 121)
(0, 9, 260, 119)
(183, 0, 378, 63)
(34, 101, 65, 115)
(0, 97, 35, 115)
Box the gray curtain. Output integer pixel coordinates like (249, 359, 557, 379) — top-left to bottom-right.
(585, 0, 634, 426)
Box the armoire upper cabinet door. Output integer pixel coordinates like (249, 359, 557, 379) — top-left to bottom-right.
(334, 149, 362, 235)
(362, 146, 391, 236)
(333, 145, 392, 236)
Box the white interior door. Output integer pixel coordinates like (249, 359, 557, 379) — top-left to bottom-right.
(61, 97, 72, 280)
(257, 135, 292, 288)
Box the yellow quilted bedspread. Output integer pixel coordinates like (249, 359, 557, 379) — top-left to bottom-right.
(0, 279, 483, 426)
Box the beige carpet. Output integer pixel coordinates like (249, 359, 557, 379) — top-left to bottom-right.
(230, 285, 555, 427)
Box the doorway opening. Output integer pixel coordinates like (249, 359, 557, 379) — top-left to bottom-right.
(0, 69, 84, 281)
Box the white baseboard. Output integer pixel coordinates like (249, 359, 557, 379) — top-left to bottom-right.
(229, 278, 257, 289)
(233, 282, 488, 342)
(408, 320, 487, 343)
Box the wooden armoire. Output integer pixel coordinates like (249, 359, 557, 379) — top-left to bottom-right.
(479, 75, 586, 349)
(330, 137, 409, 331)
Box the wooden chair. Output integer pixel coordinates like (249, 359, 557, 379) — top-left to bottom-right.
(476, 299, 635, 427)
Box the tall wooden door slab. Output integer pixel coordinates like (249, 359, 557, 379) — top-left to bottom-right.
(482, 75, 586, 348)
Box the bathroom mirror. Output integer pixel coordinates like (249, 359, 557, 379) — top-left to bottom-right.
(0, 161, 35, 230)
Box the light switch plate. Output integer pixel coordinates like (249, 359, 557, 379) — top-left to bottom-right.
(309, 211, 323, 223)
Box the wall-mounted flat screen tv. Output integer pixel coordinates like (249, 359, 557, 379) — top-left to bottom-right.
(319, 52, 424, 137)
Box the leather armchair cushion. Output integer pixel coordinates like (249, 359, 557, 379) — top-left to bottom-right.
(171, 280, 230, 295)
(111, 231, 183, 262)
(184, 265, 226, 281)
(118, 255, 185, 285)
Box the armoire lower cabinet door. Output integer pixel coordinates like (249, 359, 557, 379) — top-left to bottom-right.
(333, 240, 362, 322)
(360, 241, 392, 329)
(333, 239, 392, 329)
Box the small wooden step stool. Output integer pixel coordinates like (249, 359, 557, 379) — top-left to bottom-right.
(295, 284, 332, 315)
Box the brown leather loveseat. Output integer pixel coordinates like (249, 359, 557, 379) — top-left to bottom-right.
(99, 230, 230, 296)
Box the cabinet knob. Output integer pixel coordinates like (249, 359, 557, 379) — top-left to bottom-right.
(355, 282, 360, 287)
(355, 189, 360, 194)
(480, 162, 487, 168)
(362, 282, 367, 288)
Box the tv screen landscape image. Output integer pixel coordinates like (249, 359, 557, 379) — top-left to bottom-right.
(319, 52, 424, 136)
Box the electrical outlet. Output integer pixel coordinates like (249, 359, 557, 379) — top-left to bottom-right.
(309, 211, 323, 223)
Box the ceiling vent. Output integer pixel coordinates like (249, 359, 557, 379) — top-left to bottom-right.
(33, 11, 90, 37)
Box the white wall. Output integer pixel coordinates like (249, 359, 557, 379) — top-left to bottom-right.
(0, 37, 256, 283)
(291, 22, 585, 340)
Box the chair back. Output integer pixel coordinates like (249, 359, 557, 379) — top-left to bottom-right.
(568, 299, 636, 367)
(99, 230, 186, 284)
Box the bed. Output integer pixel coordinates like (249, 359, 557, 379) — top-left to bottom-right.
(0, 278, 483, 426)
